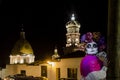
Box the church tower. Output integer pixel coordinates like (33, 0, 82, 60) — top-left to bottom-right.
(63, 13, 82, 54)
(66, 13, 81, 47)
(9, 25, 35, 64)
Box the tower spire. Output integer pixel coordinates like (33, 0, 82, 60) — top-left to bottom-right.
(20, 24, 25, 39)
(20, 24, 24, 31)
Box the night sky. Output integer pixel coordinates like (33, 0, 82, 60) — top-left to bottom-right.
(0, 0, 108, 67)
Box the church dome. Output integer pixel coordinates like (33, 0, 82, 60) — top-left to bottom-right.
(66, 20, 80, 28)
(66, 14, 80, 28)
(11, 30, 34, 55)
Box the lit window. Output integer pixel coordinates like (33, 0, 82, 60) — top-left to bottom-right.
(68, 38, 71, 42)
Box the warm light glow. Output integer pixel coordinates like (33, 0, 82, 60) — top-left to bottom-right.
(75, 38, 79, 42)
(47, 61, 55, 66)
(10, 55, 12, 57)
(14, 59, 17, 64)
(75, 43, 78, 46)
(16, 55, 20, 57)
(20, 59, 24, 63)
(54, 49, 57, 53)
(68, 38, 71, 42)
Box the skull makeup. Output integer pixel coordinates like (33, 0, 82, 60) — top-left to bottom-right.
(85, 41, 98, 54)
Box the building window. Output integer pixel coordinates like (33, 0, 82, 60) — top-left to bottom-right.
(21, 70, 26, 76)
(67, 68, 77, 79)
(56, 68, 60, 80)
(41, 66, 47, 77)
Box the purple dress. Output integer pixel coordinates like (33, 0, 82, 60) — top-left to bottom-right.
(80, 54, 103, 77)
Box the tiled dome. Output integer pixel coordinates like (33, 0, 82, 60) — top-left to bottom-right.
(11, 30, 33, 55)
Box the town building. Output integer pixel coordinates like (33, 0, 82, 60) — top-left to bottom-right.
(0, 14, 85, 80)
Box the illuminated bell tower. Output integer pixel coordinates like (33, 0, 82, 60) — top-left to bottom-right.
(66, 14, 81, 47)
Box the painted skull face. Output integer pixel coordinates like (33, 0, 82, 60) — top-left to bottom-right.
(86, 42, 98, 54)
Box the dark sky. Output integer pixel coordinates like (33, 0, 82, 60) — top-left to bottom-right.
(0, 0, 108, 67)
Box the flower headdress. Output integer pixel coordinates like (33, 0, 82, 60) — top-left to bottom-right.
(80, 32, 106, 52)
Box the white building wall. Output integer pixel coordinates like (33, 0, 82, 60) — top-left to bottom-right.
(47, 57, 83, 80)
(6, 64, 19, 76)
(10, 55, 35, 64)
(26, 65, 40, 77)
(47, 64, 53, 80)
(4, 57, 83, 80)
(5, 64, 40, 77)
(1, 69, 6, 79)
(0, 69, 6, 79)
